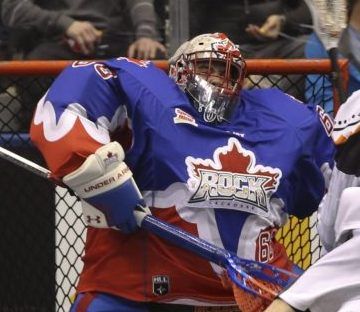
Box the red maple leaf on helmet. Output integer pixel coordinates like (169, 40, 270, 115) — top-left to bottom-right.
(210, 33, 241, 57)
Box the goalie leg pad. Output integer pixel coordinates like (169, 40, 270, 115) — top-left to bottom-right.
(63, 142, 143, 233)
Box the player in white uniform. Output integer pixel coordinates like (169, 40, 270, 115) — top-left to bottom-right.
(264, 90, 360, 312)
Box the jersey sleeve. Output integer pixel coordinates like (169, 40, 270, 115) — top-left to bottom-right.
(30, 61, 127, 177)
(286, 103, 335, 219)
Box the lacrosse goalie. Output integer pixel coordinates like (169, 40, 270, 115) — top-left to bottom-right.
(30, 33, 334, 311)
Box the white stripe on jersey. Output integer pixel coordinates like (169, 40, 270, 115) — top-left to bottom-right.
(33, 95, 115, 144)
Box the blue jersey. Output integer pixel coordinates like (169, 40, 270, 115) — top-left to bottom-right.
(31, 58, 334, 304)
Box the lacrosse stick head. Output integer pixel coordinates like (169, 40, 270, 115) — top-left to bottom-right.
(305, 0, 347, 50)
(224, 254, 299, 302)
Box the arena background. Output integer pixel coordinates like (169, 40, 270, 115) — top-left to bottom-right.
(0, 1, 348, 309)
(0, 58, 347, 311)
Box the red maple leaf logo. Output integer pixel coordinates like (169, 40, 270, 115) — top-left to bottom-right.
(186, 138, 282, 213)
(189, 139, 280, 190)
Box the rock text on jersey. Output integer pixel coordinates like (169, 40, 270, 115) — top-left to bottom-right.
(186, 138, 282, 216)
(190, 169, 269, 210)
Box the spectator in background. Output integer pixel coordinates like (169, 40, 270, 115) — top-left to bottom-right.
(1, 0, 167, 131)
(1, 0, 167, 60)
(190, 0, 312, 59)
(0, 2, 12, 81)
(189, 0, 312, 100)
(305, 0, 360, 114)
(0, 16, 11, 60)
(0, 2, 19, 132)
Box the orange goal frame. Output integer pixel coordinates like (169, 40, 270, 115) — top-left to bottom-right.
(0, 58, 348, 112)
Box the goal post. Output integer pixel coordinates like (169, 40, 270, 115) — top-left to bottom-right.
(0, 59, 348, 312)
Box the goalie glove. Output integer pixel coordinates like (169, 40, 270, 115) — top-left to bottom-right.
(63, 142, 144, 233)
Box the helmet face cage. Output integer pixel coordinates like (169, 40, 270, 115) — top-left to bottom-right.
(169, 33, 246, 124)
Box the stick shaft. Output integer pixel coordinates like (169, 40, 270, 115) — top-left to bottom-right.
(0, 146, 51, 179)
(328, 47, 347, 104)
(139, 211, 229, 265)
(0, 145, 229, 265)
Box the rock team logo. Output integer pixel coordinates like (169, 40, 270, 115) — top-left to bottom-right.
(186, 138, 282, 216)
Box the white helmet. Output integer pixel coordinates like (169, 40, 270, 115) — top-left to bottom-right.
(169, 33, 246, 123)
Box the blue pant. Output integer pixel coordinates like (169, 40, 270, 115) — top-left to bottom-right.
(70, 293, 149, 312)
(70, 292, 195, 312)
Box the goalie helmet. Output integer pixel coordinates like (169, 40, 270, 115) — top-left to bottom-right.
(169, 33, 246, 123)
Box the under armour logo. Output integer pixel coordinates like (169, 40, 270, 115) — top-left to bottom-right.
(86, 215, 101, 224)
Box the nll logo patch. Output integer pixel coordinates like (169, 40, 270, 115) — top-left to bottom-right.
(152, 275, 170, 296)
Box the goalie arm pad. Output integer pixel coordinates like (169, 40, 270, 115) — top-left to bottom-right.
(63, 142, 143, 233)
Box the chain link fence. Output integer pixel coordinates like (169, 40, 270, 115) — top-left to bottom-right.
(0, 59, 347, 312)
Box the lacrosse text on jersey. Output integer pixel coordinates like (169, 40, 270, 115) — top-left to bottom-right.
(186, 138, 282, 216)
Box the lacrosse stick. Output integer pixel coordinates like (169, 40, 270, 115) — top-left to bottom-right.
(0, 145, 298, 301)
(305, 0, 348, 104)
